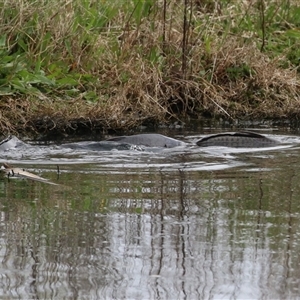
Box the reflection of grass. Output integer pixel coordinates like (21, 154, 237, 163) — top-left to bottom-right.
(0, 0, 300, 134)
(1, 163, 300, 255)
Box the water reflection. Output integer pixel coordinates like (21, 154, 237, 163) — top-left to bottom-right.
(0, 136, 300, 299)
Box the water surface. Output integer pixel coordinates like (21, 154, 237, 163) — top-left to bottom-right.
(0, 129, 300, 299)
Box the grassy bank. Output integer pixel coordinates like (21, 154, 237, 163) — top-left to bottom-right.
(0, 0, 300, 135)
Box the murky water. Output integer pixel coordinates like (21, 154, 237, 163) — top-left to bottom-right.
(1, 129, 300, 299)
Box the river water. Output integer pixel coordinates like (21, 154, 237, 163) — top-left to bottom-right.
(0, 127, 300, 299)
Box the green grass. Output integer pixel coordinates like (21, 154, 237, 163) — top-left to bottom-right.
(0, 0, 300, 135)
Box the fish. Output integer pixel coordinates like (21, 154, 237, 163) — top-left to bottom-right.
(106, 133, 184, 148)
(196, 131, 279, 148)
(1, 163, 59, 185)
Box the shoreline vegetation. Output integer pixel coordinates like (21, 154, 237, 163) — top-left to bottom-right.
(1, 0, 300, 136)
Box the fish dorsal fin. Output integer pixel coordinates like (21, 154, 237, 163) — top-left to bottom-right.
(196, 131, 277, 148)
(231, 131, 267, 139)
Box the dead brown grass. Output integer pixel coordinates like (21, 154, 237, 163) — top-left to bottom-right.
(194, 39, 300, 119)
(2, 37, 300, 136)
(1, 0, 300, 136)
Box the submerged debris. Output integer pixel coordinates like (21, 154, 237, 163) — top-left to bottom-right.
(1, 163, 59, 185)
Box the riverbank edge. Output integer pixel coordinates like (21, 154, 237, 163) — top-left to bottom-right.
(1, 92, 300, 138)
(2, 0, 300, 137)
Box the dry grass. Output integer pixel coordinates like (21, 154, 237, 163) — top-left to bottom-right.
(0, 0, 300, 136)
(196, 39, 300, 118)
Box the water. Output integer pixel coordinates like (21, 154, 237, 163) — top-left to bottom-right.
(1, 129, 300, 299)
